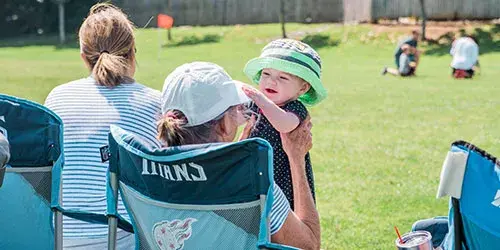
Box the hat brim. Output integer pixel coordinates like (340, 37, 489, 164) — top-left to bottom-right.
(243, 57, 327, 106)
(184, 80, 251, 127)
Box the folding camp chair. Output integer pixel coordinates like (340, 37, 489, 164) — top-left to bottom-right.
(436, 140, 500, 250)
(0, 94, 64, 250)
(106, 125, 297, 250)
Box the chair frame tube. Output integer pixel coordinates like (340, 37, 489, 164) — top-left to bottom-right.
(108, 171, 119, 250)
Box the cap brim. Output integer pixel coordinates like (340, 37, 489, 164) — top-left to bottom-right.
(232, 80, 252, 105)
(244, 57, 327, 106)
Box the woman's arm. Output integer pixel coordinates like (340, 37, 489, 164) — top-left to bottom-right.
(242, 85, 299, 133)
(271, 116, 321, 250)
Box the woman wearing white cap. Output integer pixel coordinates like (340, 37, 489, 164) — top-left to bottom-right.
(157, 61, 320, 249)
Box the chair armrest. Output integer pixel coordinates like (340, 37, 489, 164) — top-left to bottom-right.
(259, 242, 300, 250)
(0, 164, 5, 188)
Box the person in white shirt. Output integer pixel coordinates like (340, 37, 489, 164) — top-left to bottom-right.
(450, 36, 479, 79)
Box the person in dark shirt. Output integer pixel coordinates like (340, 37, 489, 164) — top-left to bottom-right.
(394, 30, 421, 69)
(382, 44, 416, 77)
(241, 39, 327, 209)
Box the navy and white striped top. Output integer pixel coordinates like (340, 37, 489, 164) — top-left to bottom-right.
(45, 77, 161, 238)
(270, 182, 290, 234)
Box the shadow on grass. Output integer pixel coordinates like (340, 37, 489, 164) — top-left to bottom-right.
(163, 34, 222, 47)
(424, 25, 500, 56)
(0, 34, 79, 49)
(300, 34, 340, 49)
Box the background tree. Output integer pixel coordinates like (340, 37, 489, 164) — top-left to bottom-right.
(167, 0, 172, 41)
(51, 0, 70, 44)
(279, 0, 287, 38)
(419, 0, 427, 41)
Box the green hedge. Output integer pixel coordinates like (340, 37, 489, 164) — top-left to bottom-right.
(0, 0, 121, 39)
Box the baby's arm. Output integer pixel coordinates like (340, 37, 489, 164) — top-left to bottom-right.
(242, 85, 300, 133)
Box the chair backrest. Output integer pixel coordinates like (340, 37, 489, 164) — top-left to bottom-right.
(0, 94, 64, 250)
(107, 125, 278, 250)
(441, 141, 500, 250)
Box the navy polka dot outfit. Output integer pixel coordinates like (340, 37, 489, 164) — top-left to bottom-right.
(249, 100, 315, 210)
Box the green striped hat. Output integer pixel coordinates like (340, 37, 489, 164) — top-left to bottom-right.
(244, 39, 327, 106)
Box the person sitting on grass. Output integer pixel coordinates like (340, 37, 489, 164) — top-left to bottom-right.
(382, 44, 416, 77)
(394, 30, 421, 70)
(450, 35, 479, 79)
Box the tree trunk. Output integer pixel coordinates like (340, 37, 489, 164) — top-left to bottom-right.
(167, 0, 172, 41)
(279, 0, 287, 38)
(419, 0, 427, 41)
(58, 2, 65, 44)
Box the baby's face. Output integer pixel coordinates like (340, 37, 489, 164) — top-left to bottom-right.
(259, 68, 309, 106)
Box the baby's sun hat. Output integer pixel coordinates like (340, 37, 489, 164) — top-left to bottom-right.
(244, 38, 327, 106)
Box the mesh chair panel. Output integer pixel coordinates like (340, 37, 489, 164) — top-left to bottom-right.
(21, 170, 53, 203)
(121, 182, 260, 250)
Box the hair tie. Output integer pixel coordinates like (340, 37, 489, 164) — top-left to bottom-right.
(100, 50, 109, 55)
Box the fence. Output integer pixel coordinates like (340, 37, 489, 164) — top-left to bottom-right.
(1, 0, 500, 39)
(120, 0, 344, 27)
(121, 0, 500, 28)
(344, 0, 500, 23)
(343, 0, 372, 23)
(372, 0, 500, 20)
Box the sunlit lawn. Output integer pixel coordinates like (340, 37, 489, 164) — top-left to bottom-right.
(1, 23, 499, 249)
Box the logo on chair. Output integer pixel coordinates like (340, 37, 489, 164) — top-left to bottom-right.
(0, 117, 7, 138)
(153, 218, 197, 250)
(492, 190, 500, 208)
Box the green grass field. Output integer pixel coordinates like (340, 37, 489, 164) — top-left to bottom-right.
(1, 23, 499, 249)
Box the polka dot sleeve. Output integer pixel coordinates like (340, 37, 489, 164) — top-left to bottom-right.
(282, 100, 308, 122)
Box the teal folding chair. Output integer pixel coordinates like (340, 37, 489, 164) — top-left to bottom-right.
(0, 94, 64, 250)
(435, 141, 500, 250)
(106, 125, 297, 249)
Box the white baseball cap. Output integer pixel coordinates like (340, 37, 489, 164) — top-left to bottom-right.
(161, 62, 251, 127)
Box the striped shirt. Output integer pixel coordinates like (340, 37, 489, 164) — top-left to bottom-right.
(45, 77, 161, 238)
(270, 182, 291, 234)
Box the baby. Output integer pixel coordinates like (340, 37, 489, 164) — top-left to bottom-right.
(240, 39, 327, 209)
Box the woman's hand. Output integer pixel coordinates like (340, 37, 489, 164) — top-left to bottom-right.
(238, 114, 256, 141)
(280, 115, 312, 158)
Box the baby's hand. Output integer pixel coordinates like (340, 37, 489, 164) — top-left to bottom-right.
(241, 84, 269, 108)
